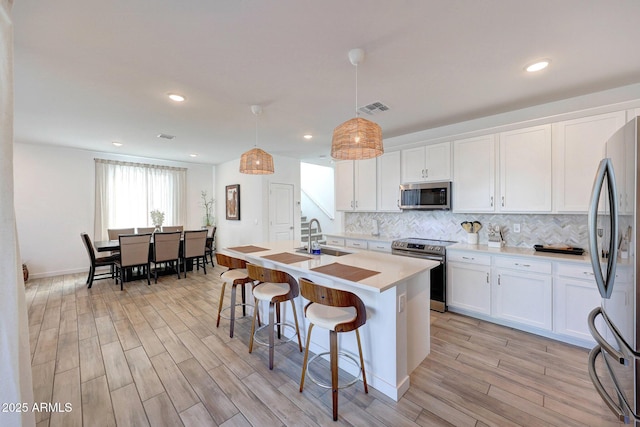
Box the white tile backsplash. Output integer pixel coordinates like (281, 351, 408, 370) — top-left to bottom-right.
(345, 211, 589, 249)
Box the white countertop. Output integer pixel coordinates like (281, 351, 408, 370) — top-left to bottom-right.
(222, 240, 438, 293)
(448, 243, 633, 266)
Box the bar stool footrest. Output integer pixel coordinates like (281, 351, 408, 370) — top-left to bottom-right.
(253, 322, 298, 347)
(306, 351, 362, 390)
(219, 303, 256, 321)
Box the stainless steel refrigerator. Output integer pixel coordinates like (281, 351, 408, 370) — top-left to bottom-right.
(588, 116, 639, 424)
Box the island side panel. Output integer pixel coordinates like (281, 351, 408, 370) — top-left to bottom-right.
(405, 269, 431, 373)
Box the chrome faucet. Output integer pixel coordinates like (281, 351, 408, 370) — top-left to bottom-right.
(308, 218, 321, 253)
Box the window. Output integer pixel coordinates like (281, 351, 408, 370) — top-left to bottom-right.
(94, 159, 186, 240)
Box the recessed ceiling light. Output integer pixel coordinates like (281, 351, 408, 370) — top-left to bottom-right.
(112, 141, 123, 147)
(167, 93, 186, 102)
(525, 59, 550, 73)
(303, 134, 313, 140)
(189, 153, 198, 158)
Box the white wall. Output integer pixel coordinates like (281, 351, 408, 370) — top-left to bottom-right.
(215, 154, 301, 249)
(13, 143, 214, 278)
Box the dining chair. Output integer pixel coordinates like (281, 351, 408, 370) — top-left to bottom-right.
(182, 229, 208, 277)
(150, 231, 181, 283)
(162, 225, 183, 233)
(108, 227, 135, 240)
(114, 233, 152, 290)
(204, 226, 217, 267)
(298, 277, 368, 421)
(136, 226, 156, 234)
(247, 263, 303, 370)
(80, 233, 119, 288)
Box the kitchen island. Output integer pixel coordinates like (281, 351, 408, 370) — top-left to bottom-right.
(222, 240, 438, 401)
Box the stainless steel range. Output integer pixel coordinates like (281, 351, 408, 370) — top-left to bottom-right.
(391, 237, 457, 312)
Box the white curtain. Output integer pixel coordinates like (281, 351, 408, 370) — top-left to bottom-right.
(94, 159, 187, 240)
(0, 1, 36, 426)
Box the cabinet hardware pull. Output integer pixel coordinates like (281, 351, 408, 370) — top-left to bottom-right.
(490, 196, 494, 207)
(462, 256, 474, 261)
(350, 201, 354, 208)
(514, 263, 531, 267)
(425, 168, 428, 177)
(501, 196, 505, 207)
(583, 271, 595, 276)
(421, 169, 425, 178)
(355, 201, 358, 208)
(498, 274, 501, 285)
(486, 273, 489, 283)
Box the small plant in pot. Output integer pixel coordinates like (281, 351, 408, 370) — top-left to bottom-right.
(150, 209, 165, 232)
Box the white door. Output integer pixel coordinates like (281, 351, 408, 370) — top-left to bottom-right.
(269, 183, 294, 241)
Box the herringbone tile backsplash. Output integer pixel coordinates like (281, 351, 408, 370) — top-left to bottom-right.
(345, 211, 591, 249)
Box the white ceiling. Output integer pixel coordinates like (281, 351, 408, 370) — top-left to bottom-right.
(12, 1, 640, 166)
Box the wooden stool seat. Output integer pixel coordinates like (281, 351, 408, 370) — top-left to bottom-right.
(298, 277, 368, 421)
(252, 282, 290, 301)
(215, 254, 259, 338)
(247, 264, 302, 370)
(220, 268, 248, 282)
(305, 304, 357, 331)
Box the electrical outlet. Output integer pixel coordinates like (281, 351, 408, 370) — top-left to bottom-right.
(514, 224, 521, 233)
(398, 293, 406, 313)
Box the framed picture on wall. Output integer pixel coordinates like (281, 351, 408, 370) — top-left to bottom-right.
(225, 184, 240, 220)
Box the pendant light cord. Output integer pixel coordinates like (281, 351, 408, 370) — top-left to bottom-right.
(255, 114, 258, 148)
(354, 62, 359, 117)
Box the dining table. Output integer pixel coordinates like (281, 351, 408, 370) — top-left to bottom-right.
(93, 237, 209, 281)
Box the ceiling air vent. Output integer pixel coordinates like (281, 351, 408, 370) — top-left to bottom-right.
(157, 133, 176, 140)
(358, 101, 390, 116)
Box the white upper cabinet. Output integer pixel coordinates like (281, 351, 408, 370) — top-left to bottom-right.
(377, 151, 401, 211)
(335, 159, 377, 211)
(552, 111, 626, 212)
(453, 135, 497, 212)
(453, 124, 553, 213)
(499, 124, 552, 212)
(401, 142, 451, 183)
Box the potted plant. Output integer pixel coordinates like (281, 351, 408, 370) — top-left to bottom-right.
(201, 190, 215, 226)
(150, 209, 165, 231)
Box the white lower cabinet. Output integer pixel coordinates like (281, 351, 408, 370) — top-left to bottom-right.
(553, 276, 601, 342)
(493, 267, 552, 331)
(553, 262, 632, 345)
(447, 250, 618, 345)
(447, 253, 491, 316)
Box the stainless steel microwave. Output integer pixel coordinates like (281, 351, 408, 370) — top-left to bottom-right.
(399, 182, 451, 210)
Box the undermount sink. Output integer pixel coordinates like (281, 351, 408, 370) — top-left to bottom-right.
(295, 246, 352, 257)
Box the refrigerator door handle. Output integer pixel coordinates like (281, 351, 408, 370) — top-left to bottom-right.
(588, 346, 631, 423)
(588, 158, 619, 299)
(587, 307, 627, 364)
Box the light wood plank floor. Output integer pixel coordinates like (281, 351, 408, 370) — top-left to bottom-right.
(25, 265, 624, 426)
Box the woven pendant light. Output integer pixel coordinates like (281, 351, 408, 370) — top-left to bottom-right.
(331, 48, 383, 160)
(240, 105, 274, 174)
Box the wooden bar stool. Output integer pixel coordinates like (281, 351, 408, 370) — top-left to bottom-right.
(215, 253, 259, 338)
(298, 277, 368, 421)
(247, 264, 303, 370)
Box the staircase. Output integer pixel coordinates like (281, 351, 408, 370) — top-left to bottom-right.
(300, 215, 326, 246)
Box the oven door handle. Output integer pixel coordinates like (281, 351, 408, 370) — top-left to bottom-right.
(392, 251, 443, 263)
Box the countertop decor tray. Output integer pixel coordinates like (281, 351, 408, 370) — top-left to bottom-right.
(311, 262, 381, 282)
(227, 245, 270, 253)
(262, 252, 312, 264)
(534, 245, 585, 255)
